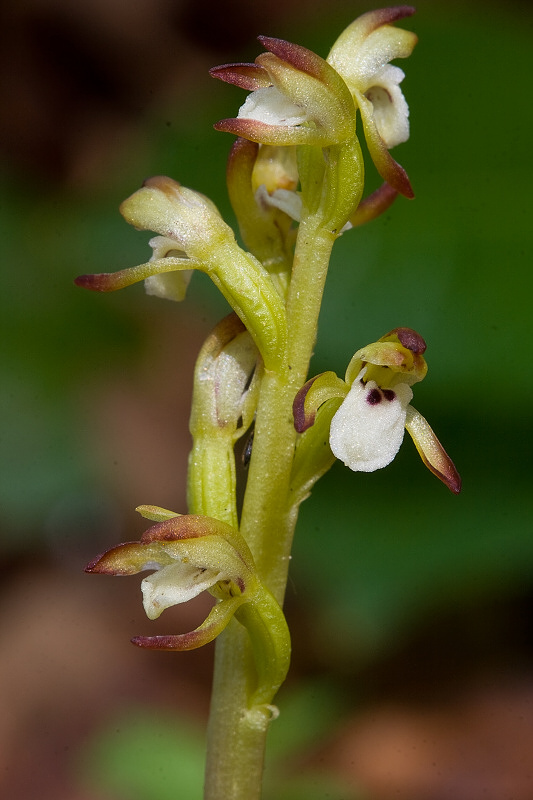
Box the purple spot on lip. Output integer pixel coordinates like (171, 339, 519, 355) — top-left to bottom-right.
(382, 389, 396, 402)
(366, 388, 382, 405)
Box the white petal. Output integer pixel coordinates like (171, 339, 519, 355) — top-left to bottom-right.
(329, 379, 413, 472)
(149, 235, 186, 260)
(214, 329, 259, 426)
(144, 271, 193, 301)
(141, 562, 222, 620)
(365, 65, 409, 148)
(145, 235, 192, 301)
(255, 185, 302, 221)
(238, 86, 308, 127)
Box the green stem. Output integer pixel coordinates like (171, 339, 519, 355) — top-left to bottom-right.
(203, 216, 336, 799)
(242, 218, 336, 596)
(204, 621, 271, 800)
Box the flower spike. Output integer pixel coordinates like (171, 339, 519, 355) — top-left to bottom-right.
(132, 596, 246, 651)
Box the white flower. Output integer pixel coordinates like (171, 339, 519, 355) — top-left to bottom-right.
(329, 369, 413, 471)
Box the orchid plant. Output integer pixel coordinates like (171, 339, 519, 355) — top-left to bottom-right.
(76, 7, 460, 799)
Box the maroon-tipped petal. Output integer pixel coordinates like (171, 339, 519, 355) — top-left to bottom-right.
(257, 36, 325, 79)
(405, 407, 462, 495)
(74, 273, 118, 292)
(350, 183, 398, 227)
(209, 63, 271, 90)
(84, 542, 145, 575)
(418, 439, 462, 495)
(140, 515, 221, 544)
(357, 6, 416, 36)
(213, 117, 301, 145)
(386, 155, 415, 199)
(84, 553, 108, 573)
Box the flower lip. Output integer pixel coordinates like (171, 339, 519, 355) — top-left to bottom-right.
(329, 374, 413, 472)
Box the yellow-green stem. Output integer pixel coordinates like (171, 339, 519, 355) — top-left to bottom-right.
(203, 217, 335, 799)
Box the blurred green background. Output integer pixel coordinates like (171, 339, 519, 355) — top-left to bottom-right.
(1, 1, 532, 798)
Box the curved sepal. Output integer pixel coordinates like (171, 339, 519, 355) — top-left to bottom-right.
(209, 63, 272, 91)
(289, 395, 342, 507)
(293, 371, 347, 433)
(75, 255, 200, 293)
(139, 514, 253, 559)
(349, 182, 398, 227)
(353, 88, 414, 198)
(327, 7, 417, 90)
(132, 596, 247, 651)
(405, 406, 462, 494)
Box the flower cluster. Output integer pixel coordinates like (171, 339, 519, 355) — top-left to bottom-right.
(76, 9, 460, 739)
(212, 6, 417, 196)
